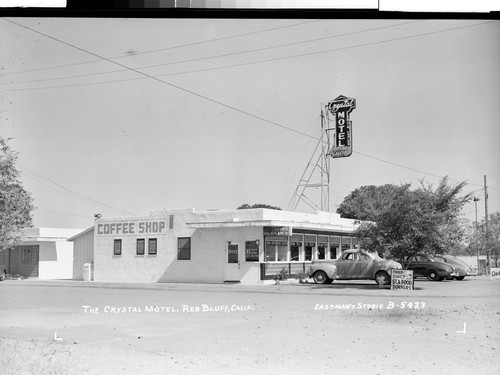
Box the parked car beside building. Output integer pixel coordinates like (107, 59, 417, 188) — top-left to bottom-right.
(309, 249, 402, 285)
(399, 254, 458, 281)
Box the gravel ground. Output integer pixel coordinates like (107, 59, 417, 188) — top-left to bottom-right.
(0, 277, 499, 374)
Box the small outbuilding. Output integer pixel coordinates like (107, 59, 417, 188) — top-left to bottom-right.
(0, 227, 83, 279)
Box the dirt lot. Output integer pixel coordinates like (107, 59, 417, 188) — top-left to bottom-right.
(0, 277, 499, 375)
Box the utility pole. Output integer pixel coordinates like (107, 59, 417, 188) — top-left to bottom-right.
(474, 195, 480, 274)
(484, 175, 490, 272)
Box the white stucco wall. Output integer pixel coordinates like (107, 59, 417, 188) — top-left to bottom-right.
(70, 228, 95, 280)
(20, 227, 83, 280)
(93, 208, 360, 284)
(37, 241, 74, 279)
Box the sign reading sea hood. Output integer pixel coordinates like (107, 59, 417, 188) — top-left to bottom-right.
(327, 95, 356, 158)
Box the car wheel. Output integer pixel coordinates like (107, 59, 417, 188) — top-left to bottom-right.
(427, 270, 440, 281)
(312, 270, 329, 284)
(455, 276, 465, 280)
(375, 271, 390, 285)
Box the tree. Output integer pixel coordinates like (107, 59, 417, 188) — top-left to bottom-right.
(0, 137, 35, 249)
(337, 177, 472, 259)
(237, 203, 281, 210)
(467, 211, 500, 267)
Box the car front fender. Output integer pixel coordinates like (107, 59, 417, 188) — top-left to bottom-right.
(310, 263, 338, 279)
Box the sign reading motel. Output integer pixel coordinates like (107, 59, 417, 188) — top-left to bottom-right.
(327, 95, 356, 158)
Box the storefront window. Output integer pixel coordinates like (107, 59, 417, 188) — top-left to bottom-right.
(265, 241, 276, 262)
(341, 236, 352, 252)
(330, 236, 340, 259)
(245, 241, 259, 262)
(352, 237, 360, 249)
(317, 235, 328, 260)
(277, 241, 288, 261)
(290, 234, 303, 261)
(305, 235, 316, 261)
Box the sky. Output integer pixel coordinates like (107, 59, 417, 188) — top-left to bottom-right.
(1, 16, 499, 230)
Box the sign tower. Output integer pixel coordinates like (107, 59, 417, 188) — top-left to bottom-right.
(288, 95, 356, 212)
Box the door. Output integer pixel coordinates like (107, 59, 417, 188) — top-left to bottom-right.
(225, 242, 240, 281)
(340, 252, 359, 279)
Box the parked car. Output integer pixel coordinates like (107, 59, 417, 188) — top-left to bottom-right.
(399, 254, 458, 281)
(0, 264, 6, 281)
(432, 254, 475, 279)
(309, 249, 402, 285)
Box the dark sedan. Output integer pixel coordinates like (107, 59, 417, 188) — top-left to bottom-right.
(400, 254, 458, 281)
(432, 254, 473, 280)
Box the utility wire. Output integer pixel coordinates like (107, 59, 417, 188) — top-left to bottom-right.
(0, 19, 319, 77)
(1, 20, 422, 87)
(6, 19, 498, 196)
(7, 20, 496, 91)
(353, 151, 499, 190)
(3, 18, 320, 141)
(20, 164, 136, 215)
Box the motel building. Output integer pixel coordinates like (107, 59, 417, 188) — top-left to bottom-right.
(71, 208, 361, 284)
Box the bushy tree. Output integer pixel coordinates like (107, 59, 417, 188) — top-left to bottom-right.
(0, 137, 35, 249)
(337, 177, 471, 259)
(467, 211, 500, 267)
(237, 203, 281, 210)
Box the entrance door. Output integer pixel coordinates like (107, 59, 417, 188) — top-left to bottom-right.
(225, 242, 240, 281)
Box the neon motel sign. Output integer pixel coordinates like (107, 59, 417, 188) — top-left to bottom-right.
(327, 95, 356, 158)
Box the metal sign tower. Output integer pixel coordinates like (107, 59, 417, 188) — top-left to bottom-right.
(288, 95, 356, 213)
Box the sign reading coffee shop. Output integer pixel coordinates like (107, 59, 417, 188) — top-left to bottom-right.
(327, 95, 356, 158)
(96, 220, 167, 236)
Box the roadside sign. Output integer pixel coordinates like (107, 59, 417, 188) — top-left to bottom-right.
(491, 268, 500, 280)
(391, 269, 414, 290)
(326, 95, 356, 158)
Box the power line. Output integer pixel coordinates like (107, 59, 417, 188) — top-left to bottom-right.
(353, 151, 499, 190)
(36, 207, 94, 219)
(5, 18, 498, 197)
(0, 19, 319, 77)
(4, 18, 319, 141)
(7, 20, 495, 92)
(20, 164, 136, 215)
(2, 20, 422, 87)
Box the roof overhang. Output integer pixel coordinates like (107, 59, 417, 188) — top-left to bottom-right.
(187, 219, 356, 233)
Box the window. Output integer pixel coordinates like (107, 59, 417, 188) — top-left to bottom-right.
(277, 241, 288, 261)
(317, 236, 328, 260)
(169, 215, 174, 230)
(148, 238, 157, 255)
(178, 237, 191, 260)
(265, 241, 276, 261)
(359, 253, 371, 260)
(330, 236, 340, 259)
(290, 235, 303, 262)
(341, 236, 352, 251)
(22, 248, 32, 263)
(245, 241, 259, 262)
(136, 239, 145, 255)
(113, 239, 122, 256)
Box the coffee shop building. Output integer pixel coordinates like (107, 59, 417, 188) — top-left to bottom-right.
(83, 208, 360, 284)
